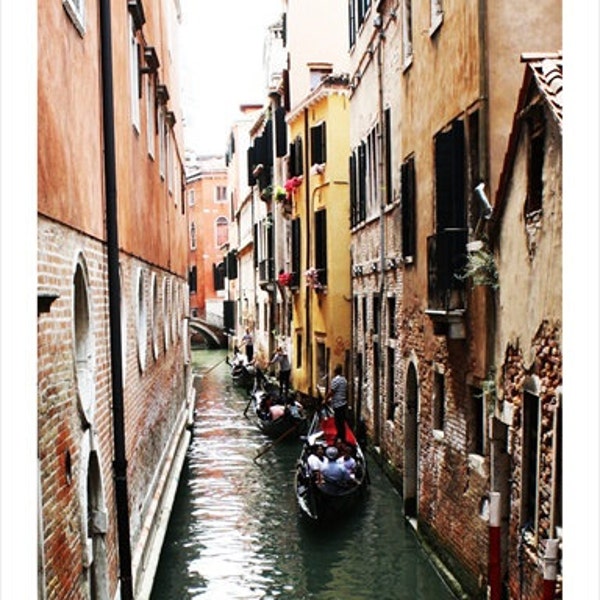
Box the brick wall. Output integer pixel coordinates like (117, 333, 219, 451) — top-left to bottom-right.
(38, 217, 189, 598)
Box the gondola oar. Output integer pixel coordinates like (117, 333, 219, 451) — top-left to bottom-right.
(243, 393, 253, 417)
(253, 422, 299, 463)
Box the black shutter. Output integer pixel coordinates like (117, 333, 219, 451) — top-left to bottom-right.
(359, 141, 367, 222)
(349, 153, 357, 227)
(315, 209, 327, 286)
(295, 136, 304, 175)
(226, 251, 238, 280)
(275, 107, 287, 157)
(435, 128, 453, 231)
(253, 224, 258, 268)
(401, 157, 416, 259)
(223, 300, 235, 335)
(291, 217, 301, 287)
(247, 144, 255, 186)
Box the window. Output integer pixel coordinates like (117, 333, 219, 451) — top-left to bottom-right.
(151, 273, 159, 360)
(309, 64, 332, 90)
(310, 122, 327, 166)
(296, 333, 303, 368)
(288, 136, 304, 178)
(314, 209, 327, 286)
(63, 0, 86, 35)
(190, 222, 197, 251)
(401, 155, 416, 262)
(387, 296, 396, 339)
(522, 390, 540, 530)
(525, 105, 546, 215)
(163, 278, 170, 350)
(158, 106, 166, 179)
(146, 75, 155, 158)
(291, 218, 301, 288)
(215, 186, 227, 202)
(432, 370, 445, 431)
(215, 217, 228, 248)
(386, 347, 396, 420)
(188, 266, 197, 294)
(129, 17, 140, 132)
(430, 0, 443, 35)
(316, 341, 327, 385)
(469, 386, 485, 455)
(553, 397, 562, 536)
(166, 125, 173, 194)
(372, 294, 380, 334)
(74, 259, 93, 423)
(402, 0, 413, 68)
(188, 189, 195, 206)
(362, 296, 368, 338)
(136, 269, 147, 372)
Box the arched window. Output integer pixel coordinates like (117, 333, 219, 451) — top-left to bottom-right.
(136, 268, 147, 371)
(151, 273, 159, 360)
(215, 216, 228, 247)
(163, 277, 170, 351)
(74, 257, 94, 425)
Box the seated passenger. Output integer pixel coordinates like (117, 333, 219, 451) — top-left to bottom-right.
(307, 444, 325, 481)
(338, 443, 357, 478)
(269, 403, 286, 420)
(320, 446, 352, 484)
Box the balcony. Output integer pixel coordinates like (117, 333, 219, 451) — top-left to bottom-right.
(425, 229, 468, 339)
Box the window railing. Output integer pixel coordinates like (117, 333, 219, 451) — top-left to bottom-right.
(427, 229, 468, 311)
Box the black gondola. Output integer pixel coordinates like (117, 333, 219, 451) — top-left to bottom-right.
(246, 367, 307, 439)
(227, 349, 256, 390)
(294, 412, 369, 521)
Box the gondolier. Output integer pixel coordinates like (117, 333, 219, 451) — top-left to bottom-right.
(326, 364, 348, 444)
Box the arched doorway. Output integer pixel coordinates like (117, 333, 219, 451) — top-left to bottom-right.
(404, 362, 419, 518)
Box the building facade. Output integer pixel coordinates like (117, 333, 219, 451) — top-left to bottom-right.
(38, 1, 191, 598)
(491, 53, 563, 599)
(185, 154, 229, 326)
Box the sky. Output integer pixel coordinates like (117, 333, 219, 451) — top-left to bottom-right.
(178, 0, 282, 156)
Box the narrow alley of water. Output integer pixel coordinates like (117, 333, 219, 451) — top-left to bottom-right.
(150, 349, 457, 599)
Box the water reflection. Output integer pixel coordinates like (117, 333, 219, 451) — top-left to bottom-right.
(151, 350, 456, 599)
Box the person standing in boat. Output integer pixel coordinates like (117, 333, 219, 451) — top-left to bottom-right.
(269, 346, 292, 400)
(241, 327, 254, 363)
(326, 364, 348, 444)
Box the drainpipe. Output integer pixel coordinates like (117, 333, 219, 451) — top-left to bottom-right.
(99, 1, 134, 598)
(488, 492, 502, 600)
(304, 109, 312, 397)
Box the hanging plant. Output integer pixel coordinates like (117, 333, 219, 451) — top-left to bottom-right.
(456, 244, 499, 289)
(304, 267, 324, 291)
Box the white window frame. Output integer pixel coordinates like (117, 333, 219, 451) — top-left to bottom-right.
(146, 75, 155, 158)
(162, 278, 170, 351)
(158, 106, 166, 179)
(63, 0, 86, 36)
(430, 0, 443, 36)
(129, 17, 140, 132)
(402, 0, 413, 69)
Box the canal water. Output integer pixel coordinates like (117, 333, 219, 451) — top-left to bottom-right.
(150, 349, 457, 600)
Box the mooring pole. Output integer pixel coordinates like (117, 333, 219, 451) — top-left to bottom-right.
(542, 539, 559, 600)
(488, 491, 501, 600)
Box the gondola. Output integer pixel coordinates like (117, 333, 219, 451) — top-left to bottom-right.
(226, 348, 255, 390)
(294, 411, 369, 521)
(245, 367, 307, 439)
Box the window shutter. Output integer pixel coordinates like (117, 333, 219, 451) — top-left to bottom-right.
(401, 157, 416, 259)
(349, 153, 357, 227)
(291, 218, 301, 287)
(315, 209, 327, 286)
(275, 107, 287, 157)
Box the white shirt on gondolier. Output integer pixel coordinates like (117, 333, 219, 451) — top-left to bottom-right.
(329, 374, 347, 409)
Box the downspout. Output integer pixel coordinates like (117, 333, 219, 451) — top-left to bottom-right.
(304, 108, 313, 397)
(99, 1, 134, 598)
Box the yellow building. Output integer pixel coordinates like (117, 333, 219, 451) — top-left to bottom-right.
(285, 75, 352, 403)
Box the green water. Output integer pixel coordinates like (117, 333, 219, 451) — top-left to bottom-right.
(150, 349, 456, 599)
